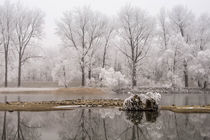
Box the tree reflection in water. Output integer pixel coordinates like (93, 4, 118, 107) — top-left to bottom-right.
(0, 108, 210, 140)
(118, 111, 159, 140)
(58, 109, 159, 140)
(0, 111, 41, 140)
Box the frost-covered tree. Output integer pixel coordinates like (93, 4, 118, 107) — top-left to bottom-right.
(51, 46, 81, 87)
(57, 7, 106, 86)
(0, 1, 15, 87)
(118, 5, 155, 88)
(169, 5, 194, 42)
(52, 60, 72, 87)
(99, 67, 128, 89)
(13, 3, 44, 87)
(101, 18, 115, 68)
(169, 5, 195, 87)
(189, 49, 210, 88)
(194, 14, 210, 51)
(156, 34, 193, 87)
(158, 8, 170, 50)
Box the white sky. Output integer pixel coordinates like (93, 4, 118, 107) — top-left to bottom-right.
(1, 0, 210, 49)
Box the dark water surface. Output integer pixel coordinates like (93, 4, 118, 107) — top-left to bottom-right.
(0, 93, 210, 140)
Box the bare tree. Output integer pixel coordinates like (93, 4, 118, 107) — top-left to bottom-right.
(102, 20, 115, 68)
(169, 5, 194, 41)
(87, 45, 97, 80)
(0, 2, 14, 87)
(195, 14, 210, 51)
(57, 7, 106, 86)
(118, 5, 155, 88)
(13, 4, 44, 87)
(158, 8, 170, 50)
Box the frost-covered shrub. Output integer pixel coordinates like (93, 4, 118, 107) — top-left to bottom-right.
(51, 60, 79, 87)
(86, 78, 96, 87)
(145, 92, 161, 105)
(167, 71, 183, 87)
(189, 49, 210, 87)
(99, 67, 128, 89)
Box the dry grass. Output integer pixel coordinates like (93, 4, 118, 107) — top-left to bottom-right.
(0, 99, 123, 111)
(1, 98, 210, 113)
(160, 105, 210, 113)
(54, 87, 105, 95)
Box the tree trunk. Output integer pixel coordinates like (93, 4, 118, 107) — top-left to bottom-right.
(63, 66, 67, 88)
(102, 45, 107, 68)
(132, 62, 137, 88)
(180, 26, 184, 37)
(81, 67, 85, 86)
(88, 68, 91, 80)
(81, 57, 85, 86)
(198, 80, 202, 88)
(4, 51, 8, 87)
(183, 60, 188, 88)
(203, 81, 207, 89)
(17, 54, 22, 87)
(163, 27, 167, 49)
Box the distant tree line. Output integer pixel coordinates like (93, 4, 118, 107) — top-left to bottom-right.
(0, 2, 210, 88)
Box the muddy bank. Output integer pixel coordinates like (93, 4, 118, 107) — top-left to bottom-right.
(0, 99, 210, 113)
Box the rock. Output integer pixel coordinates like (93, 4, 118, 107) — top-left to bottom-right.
(145, 99, 158, 110)
(145, 92, 161, 105)
(123, 92, 161, 111)
(123, 94, 143, 111)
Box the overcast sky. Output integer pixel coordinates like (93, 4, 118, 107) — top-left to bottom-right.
(1, 0, 210, 49)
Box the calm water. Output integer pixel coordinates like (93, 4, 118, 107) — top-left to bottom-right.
(0, 109, 210, 140)
(0, 93, 210, 140)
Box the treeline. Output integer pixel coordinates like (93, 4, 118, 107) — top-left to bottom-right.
(0, 1, 44, 87)
(0, 1, 210, 88)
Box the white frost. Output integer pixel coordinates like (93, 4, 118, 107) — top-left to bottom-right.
(139, 94, 149, 104)
(146, 92, 161, 105)
(123, 92, 161, 110)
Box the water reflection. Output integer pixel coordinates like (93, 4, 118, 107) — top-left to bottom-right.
(0, 109, 210, 140)
(0, 111, 41, 140)
(125, 111, 159, 125)
(125, 111, 143, 125)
